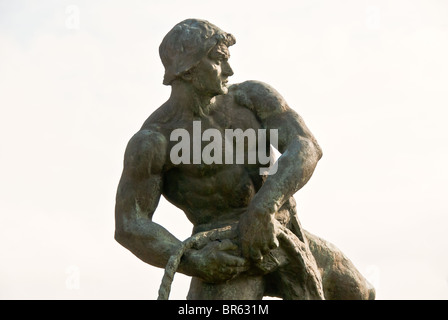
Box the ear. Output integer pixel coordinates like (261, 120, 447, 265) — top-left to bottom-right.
(180, 69, 194, 81)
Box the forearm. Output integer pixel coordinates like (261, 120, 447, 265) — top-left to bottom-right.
(115, 213, 208, 279)
(251, 137, 322, 215)
(115, 217, 183, 269)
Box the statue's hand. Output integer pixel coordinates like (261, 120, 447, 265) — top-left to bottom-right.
(237, 206, 280, 262)
(184, 239, 249, 283)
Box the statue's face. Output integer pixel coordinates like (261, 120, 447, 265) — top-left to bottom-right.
(190, 43, 234, 97)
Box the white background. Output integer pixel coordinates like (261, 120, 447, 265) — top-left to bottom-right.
(1, 0, 447, 299)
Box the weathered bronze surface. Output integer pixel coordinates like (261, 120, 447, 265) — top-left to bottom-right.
(114, 19, 375, 300)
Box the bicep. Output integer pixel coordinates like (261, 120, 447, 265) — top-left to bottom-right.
(239, 80, 321, 154)
(265, 110, 319, 154)
(115, 130, 167, 225)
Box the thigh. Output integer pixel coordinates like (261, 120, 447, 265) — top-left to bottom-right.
(305, 230, 375, 300)
(187, 274, 265, 300)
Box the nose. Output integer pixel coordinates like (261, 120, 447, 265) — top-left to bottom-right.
(222, 61, 234, 77)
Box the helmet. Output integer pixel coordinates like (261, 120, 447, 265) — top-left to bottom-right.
(159, 19, 236, 85)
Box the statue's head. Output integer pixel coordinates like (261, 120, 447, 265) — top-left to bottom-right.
(159, 19, 236, 88)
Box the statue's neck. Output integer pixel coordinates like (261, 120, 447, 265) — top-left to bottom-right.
(168, 81, 215, 118)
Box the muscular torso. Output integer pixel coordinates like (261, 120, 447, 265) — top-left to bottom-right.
(143, 86, 271, 231)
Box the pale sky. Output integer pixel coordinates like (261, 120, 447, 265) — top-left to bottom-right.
(1, 0, 447, 299)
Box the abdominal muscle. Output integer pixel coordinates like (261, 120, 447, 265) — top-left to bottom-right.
(163, 163, 257, 232)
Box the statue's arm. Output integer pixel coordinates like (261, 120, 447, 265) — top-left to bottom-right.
(237, 81, 323, 260)
(114, 129, 183, 269)
(114, 129, 247, 281)
(242, 80, 322, 212)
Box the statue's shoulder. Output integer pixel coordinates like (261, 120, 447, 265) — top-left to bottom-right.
(229, 81, 288, 120)
(124, 125, 168, 174)
(129, 127, 167, 148)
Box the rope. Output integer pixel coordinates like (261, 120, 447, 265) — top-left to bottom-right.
(156, 223, 324, 300)
(157, 226, 236, 300)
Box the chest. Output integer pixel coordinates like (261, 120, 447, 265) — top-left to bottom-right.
(165, 96, 263, 173)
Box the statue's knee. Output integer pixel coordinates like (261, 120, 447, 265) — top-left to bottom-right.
(367, 282, 376, 300)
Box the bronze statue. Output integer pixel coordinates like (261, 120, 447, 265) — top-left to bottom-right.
(114, 19, 375, 300)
